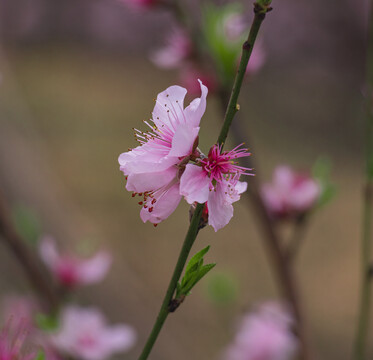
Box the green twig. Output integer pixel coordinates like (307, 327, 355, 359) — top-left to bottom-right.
(137, 203, 204, 360)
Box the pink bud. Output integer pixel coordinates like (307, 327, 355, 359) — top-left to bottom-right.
(261, 165, 321, 220)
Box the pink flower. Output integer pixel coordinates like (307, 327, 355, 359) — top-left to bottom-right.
(224, 302, 298, 360)
(223, 13, 247, 42)
(180, 144, 252, 231)
(118, 80, 208, 225)
(246, 42, 265, 75)
(39, 236, 112, 289)
(151, 28, 192, 69)
(261, 166, 321, 220)
(50, 306, 136, 360)
(0, 318, 36, 360)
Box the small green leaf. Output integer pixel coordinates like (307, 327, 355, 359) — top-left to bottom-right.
(312, 157, 337, 208)
(205, 272, 239, 305)
(177, 246, 216, 298)
(35, 313, 59, 332)
(185, 246, 210, 274)
(34, 350, 45, 360)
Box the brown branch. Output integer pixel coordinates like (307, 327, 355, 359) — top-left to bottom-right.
(217, 90, 310, 360)
(0, 189, 59, 313)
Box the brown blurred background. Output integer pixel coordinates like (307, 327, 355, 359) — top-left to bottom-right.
(0, 0, 371, 359)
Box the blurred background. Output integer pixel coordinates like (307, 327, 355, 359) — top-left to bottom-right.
(0, 0, 370, 359)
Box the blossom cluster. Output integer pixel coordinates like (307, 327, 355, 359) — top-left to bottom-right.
(1, 298, 136, 360)
(118, 81, 252, 231)
(261, 166, 321, 220)
(0, 236, 136, 360)
(223, 302, 299, 360)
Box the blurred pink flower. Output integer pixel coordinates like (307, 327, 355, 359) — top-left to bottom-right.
(179, 67, 217, 96)
(246, 42, 265, 75)
(180, 144, 252, 231)
(224, 302, 298, 360)
(39, 236, 112, 288)
(223, 13, 247, 42)
(50, 306, 136, 360)
(151, 28, 192, 69)
(0, 318, 36, 360)
(261, 166, 321, 219)
(118, 80, 208, 225)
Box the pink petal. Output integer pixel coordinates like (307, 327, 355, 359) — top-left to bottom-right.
(273, 166, 294, 190)
(101, 325, 136, 353)
(184, 80, 208, 128)
(140, 183, 182, 224)
(289, 180, 320, 211)
(119, 145, 176, 175)
(179, 164, 210, 204)
(152, 85, 187, 131)
(77, 252, 112, 285)
(207, 184, 234, 232)
(39, 236, 59, 269)
(168, 124, 200, 157)
(126, 166, 177, 193)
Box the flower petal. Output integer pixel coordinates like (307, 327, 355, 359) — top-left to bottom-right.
(207, 183, 234, 232)
(77, 252, 112, 285)
(39, 236, 59, 269)
(152, 85, 187, 130)
(179, 164, 210, 204)
(184, 80, 208, 128)
(140, 183, 182, 224)
(168, 124, 199, 157)
(126, 166, 177, 193)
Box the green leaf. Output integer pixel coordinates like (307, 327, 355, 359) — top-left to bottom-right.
(185, 246, 210, 274)
(312, 157, 337, 208)
(177, 246, 216, 298)
(34, 350, 45, 360)
(35, 313, 59, 332)
(205, 272, 239, 305)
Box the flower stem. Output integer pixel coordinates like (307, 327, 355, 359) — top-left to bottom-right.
(217, 1, 272, 147)
(137, 203, 204, 360)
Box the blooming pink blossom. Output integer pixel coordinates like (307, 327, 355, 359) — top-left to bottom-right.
(224, 302, 298, 360)
(39, 236, 111, 288)
(0, 318, 36, 360)
(118, 80, 208, 225)
(261, 166, 321, 219)
(223, 13, 247, 42)
(246, 42, 265, 75)
(180, 144, 252, 231)
(151, 28, 192, 69)
(50, 306, 136, 360)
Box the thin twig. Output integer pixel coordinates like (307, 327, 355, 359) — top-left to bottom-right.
(0, 189, 59, 313)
